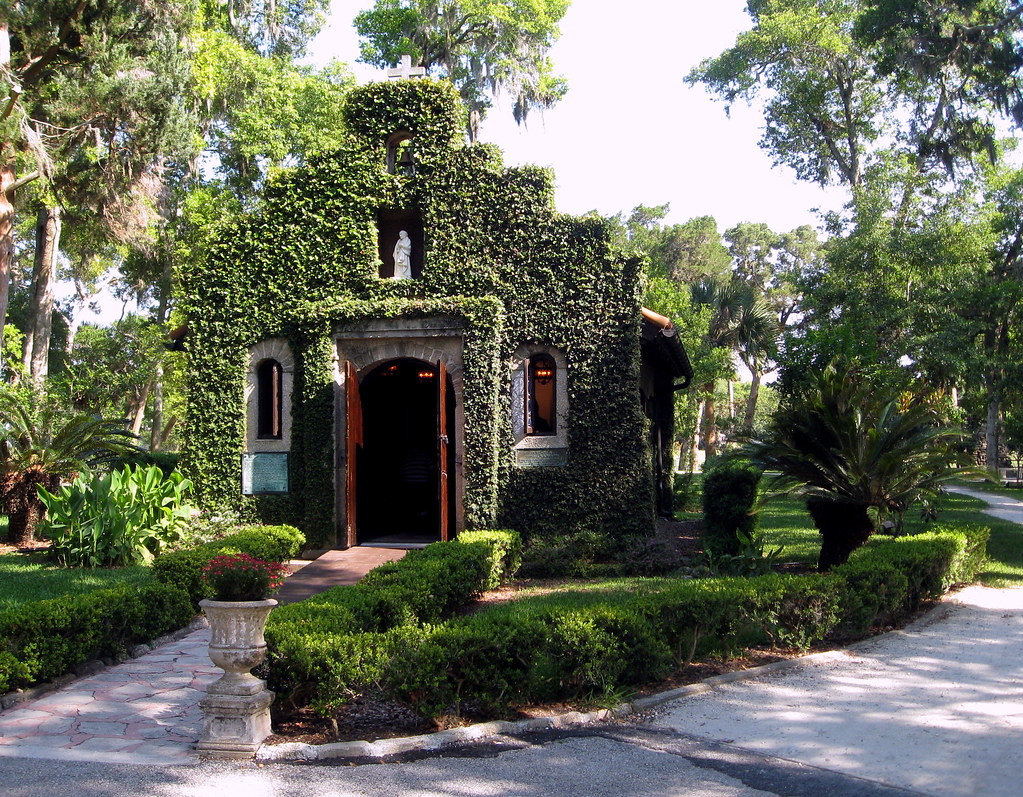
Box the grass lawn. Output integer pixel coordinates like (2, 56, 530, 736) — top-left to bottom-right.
(757, 491, 1023, 587)
(0, 553, 155, 611)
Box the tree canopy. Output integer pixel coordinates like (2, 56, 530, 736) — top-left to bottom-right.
(354, 0, 569, 139)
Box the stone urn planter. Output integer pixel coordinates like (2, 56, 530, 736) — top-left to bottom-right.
(195, 553, 288, 758)
(197, 598, 277, 758)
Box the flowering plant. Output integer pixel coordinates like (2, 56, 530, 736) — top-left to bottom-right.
(201, 553, 288, 601)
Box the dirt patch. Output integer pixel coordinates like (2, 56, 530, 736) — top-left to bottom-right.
(0, 539, 50, 557)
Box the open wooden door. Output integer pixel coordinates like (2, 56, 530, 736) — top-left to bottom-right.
(437, 359, 449, 541)
(344, 360, 362, 548)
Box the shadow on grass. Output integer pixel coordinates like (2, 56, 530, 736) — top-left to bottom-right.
(756, 491, 1023, 586)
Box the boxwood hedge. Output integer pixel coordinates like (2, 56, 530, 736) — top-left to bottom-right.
(263, 526, 987, 720)
(0, 583, 193, 693)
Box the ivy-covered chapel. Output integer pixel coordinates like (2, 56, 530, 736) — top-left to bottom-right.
(182, 76, 691, 550)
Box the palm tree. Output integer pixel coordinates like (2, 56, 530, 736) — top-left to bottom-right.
(691, 278, 779, 456)
(743, 362, 974, 570)
(0, 390, 138, 545)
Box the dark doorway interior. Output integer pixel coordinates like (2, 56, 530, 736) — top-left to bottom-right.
(356, 358, 455, 546)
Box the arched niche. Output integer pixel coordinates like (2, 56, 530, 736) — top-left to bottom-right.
(386, 131, 414, 176)
(377, 208, 424, 279)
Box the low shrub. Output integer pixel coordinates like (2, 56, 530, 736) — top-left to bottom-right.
(152, 524, 305, 607)
(0, 583, 193, 692)
(457, 529, 523, 589)
(262, 530, 522, 710)
(264, 527, 984, 722)
(701, 458, 762, 556)
(832, 525, 989, 638)
(39, 466, 193, 567)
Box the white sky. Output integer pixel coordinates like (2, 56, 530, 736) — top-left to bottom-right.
(310, 0, 850, 233)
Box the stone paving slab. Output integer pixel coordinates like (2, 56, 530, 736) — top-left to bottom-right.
(0, 545, 407, 764)
(0, 628, 213, 764)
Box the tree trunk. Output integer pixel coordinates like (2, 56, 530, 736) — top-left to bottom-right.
(0, 163, 13, 364)
(984, 362, 1000, 471)
(150, 362, 164, 451)
(701, 384, 719, 458)
(1, 468, 60, 545)
(807, 499, 874, 571)
(149, 253, 172, 451)
(743, 369, 762, 433)
(691, 399, 705, 470)
(0, 22, 12, 362)
(24, 206, 62, 386)
(131, 377, 153, 436)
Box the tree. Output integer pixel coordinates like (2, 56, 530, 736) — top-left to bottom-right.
(724, 221, 819, 430)
(0, 388, 137, 544)
(691, 277, 779, 458)
(688, 0, 884, 188)
(855, 0, 1023, 167)
(1, 0, 193, 383)
(354, 0, 569, 140)
(745, 360, 973, 570)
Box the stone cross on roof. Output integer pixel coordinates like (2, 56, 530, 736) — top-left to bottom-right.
(387, 55, 427, 80)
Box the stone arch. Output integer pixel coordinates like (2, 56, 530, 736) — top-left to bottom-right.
(246, 338, 295, 452)
(333, 318, 467, 546)
(509, 343, 569, 464)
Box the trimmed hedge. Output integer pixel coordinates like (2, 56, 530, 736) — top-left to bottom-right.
(264, 526, 986, 720)
(0, 583, 193, 693)
(152, 524, 305, 607)
(831, 525, 990, 638)
(701, 458, 762, 555)
(263, 530, 520, 711)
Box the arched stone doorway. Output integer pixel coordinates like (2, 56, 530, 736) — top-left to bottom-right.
(353, 358, 455, 545)
(335, 317, 466, 548)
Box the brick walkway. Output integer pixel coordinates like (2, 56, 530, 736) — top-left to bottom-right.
(0, 546, 406, 764)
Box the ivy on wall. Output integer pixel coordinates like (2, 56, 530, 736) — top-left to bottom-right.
(182, 79, 655, 548)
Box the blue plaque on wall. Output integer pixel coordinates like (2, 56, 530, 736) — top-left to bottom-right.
(242, 452, 289, 494)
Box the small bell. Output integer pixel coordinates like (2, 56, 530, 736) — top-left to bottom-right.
(396, 144, 415, 176)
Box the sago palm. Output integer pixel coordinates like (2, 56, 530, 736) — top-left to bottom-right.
(0, 390, 138, 545)
(743, 362, 973, 570)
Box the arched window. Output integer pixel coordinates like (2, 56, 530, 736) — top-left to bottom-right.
(526, 354, 556, 436)
(256, 359, 283, 439)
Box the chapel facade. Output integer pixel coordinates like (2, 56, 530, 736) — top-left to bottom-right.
(181, 76, 691, 550)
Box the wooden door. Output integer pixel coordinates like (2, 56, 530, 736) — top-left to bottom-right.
(437, 359, 449, 541)
(344, 361, 362, 548)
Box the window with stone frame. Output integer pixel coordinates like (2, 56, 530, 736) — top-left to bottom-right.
(256, 358, 283, 439)
(526, 354, 557, 436)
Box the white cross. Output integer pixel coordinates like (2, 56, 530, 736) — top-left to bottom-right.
(387, 54, 426, 80)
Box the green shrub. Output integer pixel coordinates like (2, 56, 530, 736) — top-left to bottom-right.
(39, 466, 194, 567)
(832, 525, 989, 637)
(0, 583, 192, 691)
(701, 458, 762, 555)
(262, 530, 522, 706)
(264, 527, 981, 723)
(457, 529, 522, 588)
(152, 524, 305, 607)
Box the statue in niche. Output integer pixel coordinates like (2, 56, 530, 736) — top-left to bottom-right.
(392, 230, 412, 279)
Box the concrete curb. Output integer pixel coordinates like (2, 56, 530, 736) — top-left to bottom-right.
(256, 596, 966, 764)
(254, 648, 857, 763)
